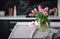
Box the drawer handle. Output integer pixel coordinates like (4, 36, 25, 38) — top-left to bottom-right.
(10, 29, 13, 31)
(10, 22, 17, 23)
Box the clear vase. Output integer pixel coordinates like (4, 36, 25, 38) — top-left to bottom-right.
(38, 23, 48, 32)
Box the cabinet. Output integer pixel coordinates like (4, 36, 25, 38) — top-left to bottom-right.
(0, 20, 29, 39)
(0, 20, 9, 39)
(0, 20, 16, 39)
(0, 19, 60, 39)
(8, 20, 16, 33)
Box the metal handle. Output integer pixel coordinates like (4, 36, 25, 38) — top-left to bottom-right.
(10, 21, 17, 23)
(10, 29, 13, 31)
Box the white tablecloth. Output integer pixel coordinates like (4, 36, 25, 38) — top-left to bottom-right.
(9, 22, 58, 39)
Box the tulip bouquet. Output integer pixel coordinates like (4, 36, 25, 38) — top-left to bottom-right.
(29, 5, 50, 31)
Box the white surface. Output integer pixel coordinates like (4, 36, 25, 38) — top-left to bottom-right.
(33, 29, 49, 38)
(50, 22, 60, 27)
(9, 25, 37, 39)
(9, 22, 59, 39)
(0, 16, 60, 20)
(33, 28, 58, 39)
(16, 22, 38, 27)
(16, 22, 29, 25)
(16, 22, 60, 28)
(48, 28, 58, 39)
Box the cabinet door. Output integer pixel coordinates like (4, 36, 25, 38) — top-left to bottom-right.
(0, 20, 9, 39)
(8, 20, 16, 33)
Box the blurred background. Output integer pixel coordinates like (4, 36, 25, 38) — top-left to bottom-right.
(0, 0, 57, 16)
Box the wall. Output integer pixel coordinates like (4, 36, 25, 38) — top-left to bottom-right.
(0, 0, 59, 17)
(58, 0, 60, 17)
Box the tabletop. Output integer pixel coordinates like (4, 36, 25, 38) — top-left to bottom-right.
(8, 22, 58, 39)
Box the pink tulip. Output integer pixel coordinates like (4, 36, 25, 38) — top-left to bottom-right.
(38, 5, 41, 9)
(43, 11, 48, 16)
(49, 9, 53, 14)
(38, 5, 43, 13)
(29, 13, 34, 16)
(44, 7, 49, 12)
(31, 10, 36, 14)
(31, 21, 35, 26)
(39, 8, 44, 13)
(34, 8, 37, 12)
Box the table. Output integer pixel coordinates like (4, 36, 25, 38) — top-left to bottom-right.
(8, 22, 58, 39)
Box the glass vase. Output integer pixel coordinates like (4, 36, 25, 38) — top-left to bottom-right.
(38, 23, 48, 32)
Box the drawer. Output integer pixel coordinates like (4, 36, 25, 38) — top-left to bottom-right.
(9, 21, 16, 31)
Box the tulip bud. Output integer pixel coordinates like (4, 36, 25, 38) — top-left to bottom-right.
(44, 7, 49, 12)
(29, 13, 33, 16)
(43, 11, 48, 16)
(31, 10, 36, 14)
(34, 8, 37, 12)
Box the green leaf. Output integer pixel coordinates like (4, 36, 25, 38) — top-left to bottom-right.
(35, 12, 50, 26)
(36, 17, 39, 22)
(46, 18, 50, 27)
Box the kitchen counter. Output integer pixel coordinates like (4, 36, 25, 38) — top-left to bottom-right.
(0, 16, 60, 20)
(9, 22, 58, 39)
